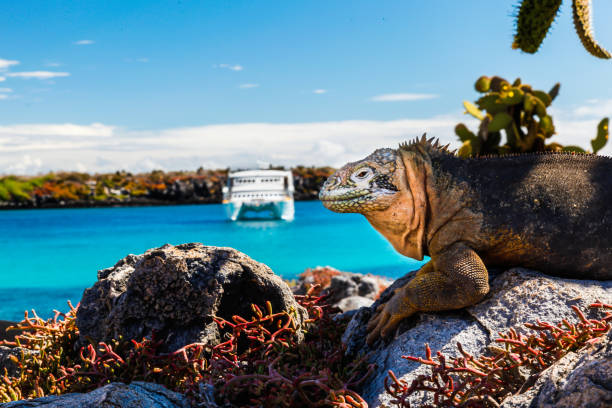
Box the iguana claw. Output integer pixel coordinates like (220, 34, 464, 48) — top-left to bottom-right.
(366, 288, 416, 346)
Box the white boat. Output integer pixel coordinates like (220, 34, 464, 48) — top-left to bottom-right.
(222, 169, 295, 221)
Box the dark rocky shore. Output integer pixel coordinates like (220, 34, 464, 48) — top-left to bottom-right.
(1, 243, 610, 407)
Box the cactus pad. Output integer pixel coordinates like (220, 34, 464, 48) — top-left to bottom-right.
(513, 0, 562, 54)
(456, 75, 607, 156)
(572, 0, 611, 59)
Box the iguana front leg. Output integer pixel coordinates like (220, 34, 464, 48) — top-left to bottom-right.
(366, 242, 489, 345)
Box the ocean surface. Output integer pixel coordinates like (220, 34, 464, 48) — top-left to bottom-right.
(0, 201, 426, 321)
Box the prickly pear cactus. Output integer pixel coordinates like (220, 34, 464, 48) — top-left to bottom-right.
(592, 118, 609, 154)
(513, 0, 562, 54)
(572, 0, 611, 59)
(456, 75, 609, 157)
(513, 0, 610, 59)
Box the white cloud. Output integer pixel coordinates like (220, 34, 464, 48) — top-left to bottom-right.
(0, 123, 114, 138)
(541, 101, 611, 153)
(5, 155, 43, 174)
(0, 88, 11, 100)
(0, 77, 5, 82)
(0, 116, 464, 174)
(217, 64, 243, 71)
(45, 62, 62, 67)
(239, 83, 259, 89)
(313, 89, 327, 94)
(2, 96, 612, 175)
(6, 71, 70, 79)
(74, 40, 94, 45)
(552, 117, 605, 151)
(573, 99, 612, 118)
(0, 59, 19, 70)
(312, 140, 345, 157)
(136, 58, 149, 63)
(371, 93, 438, 102)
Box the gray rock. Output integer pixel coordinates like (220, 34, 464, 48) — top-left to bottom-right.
(468, 269, 612, 341)
(77, 243, 307, 352)
(326, 272, 391, 305)
(293, 266, 392, 312)
(501, 330, 612, 408)
(342, 272, 414, 356)
(0, 347, 36, 378)
(342, 268, 612, 407)
(0, 321, 20, 343)
(0, 382, 190, 407)
(335, 295, 374, 312)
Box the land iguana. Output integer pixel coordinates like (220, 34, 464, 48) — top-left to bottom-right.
(319, 135, 612, 345)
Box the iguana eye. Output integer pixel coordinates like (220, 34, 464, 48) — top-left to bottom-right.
(351, 167, 373, 181)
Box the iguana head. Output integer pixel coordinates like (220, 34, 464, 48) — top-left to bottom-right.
(319, 148, 400, 213)
(319, 136, 445, 260)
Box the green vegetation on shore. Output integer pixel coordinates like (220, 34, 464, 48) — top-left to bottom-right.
(0, 166, 335, 208)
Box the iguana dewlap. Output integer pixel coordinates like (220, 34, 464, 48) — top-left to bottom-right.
(319, 135, 612, 345)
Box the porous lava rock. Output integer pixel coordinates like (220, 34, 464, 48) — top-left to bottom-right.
(500, 329, 612, 408)
(0, 321, 19, 343)
(0, 381, 190, 408)
(0, 347, 36, 378)
(342, 268, 612, 407)
(294, 266, 391, 312)
(76, 243, 307, 352)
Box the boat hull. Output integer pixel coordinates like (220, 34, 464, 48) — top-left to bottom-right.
(224, 200, 294, 221)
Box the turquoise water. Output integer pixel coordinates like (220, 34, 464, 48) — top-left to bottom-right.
(0, 201, 426, 321)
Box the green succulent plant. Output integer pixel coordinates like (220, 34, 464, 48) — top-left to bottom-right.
(513, 0, 610, 59)
(456, 75, 609, 157)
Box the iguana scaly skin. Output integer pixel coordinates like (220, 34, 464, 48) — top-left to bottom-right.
(319, 135, 612, 345)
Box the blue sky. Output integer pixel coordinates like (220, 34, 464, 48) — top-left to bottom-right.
(1, 0, 612, 174)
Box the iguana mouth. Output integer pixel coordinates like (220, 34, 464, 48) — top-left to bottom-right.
(319, 191, 369, 202)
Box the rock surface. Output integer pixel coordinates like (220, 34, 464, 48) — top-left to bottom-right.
(76, 243, 307, 352)
(501, 329, 612, 408)
(342, 268, 612, 407)
(0, 382, 190, 408)
(294, 266, 391, 312)
(0, 321, 19, 343)
(0, 347, 36, 378)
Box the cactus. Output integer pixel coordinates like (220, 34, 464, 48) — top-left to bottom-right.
(512, 0, 562, 54)
(456, 75, 609, 157)
(572, 0, 611, 59)
(591, 118, 609, 154)
(513, 0, 610, 59)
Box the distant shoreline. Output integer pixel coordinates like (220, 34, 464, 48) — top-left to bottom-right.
(0, 197, 319, 211)
(0, 167, 335, 210)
